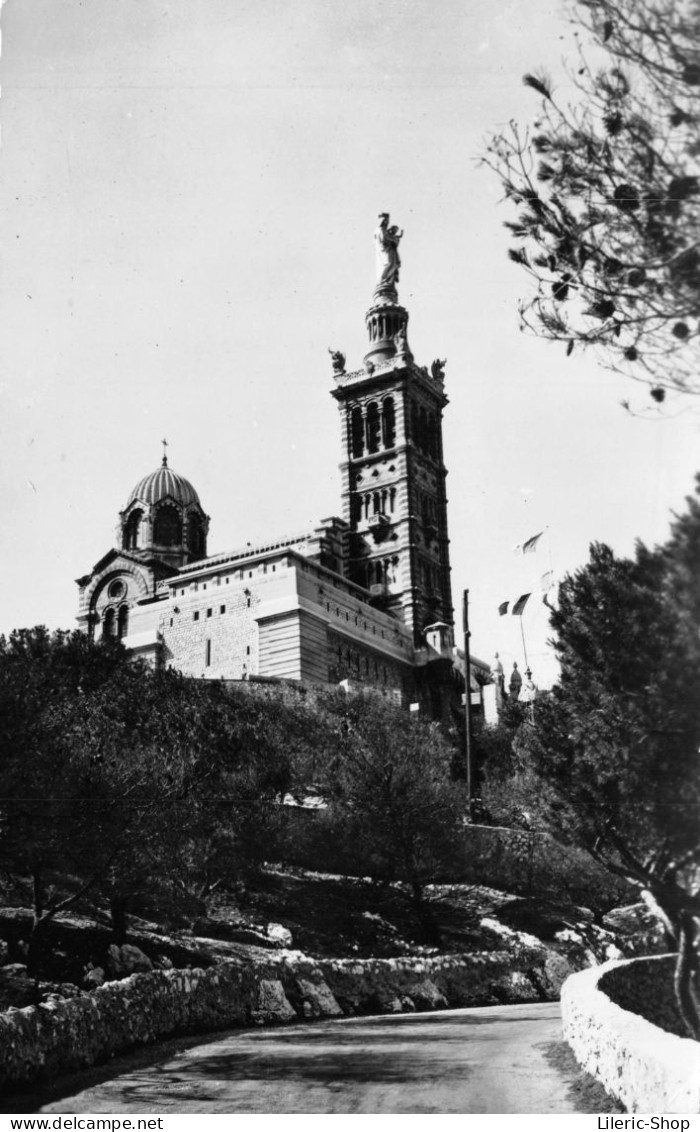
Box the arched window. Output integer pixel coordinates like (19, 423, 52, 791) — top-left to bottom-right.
(123, 509, 142, 551)
(103, 608, 116, 639)
(366, 402, 380, 454)
(117, 605, 129, 640)
(382, 397, 396, 449)
(373, 492, 381, 514)
(350, 494, 362, 524)
(188, 514, 205, 560)
(153, 504, 181, 547)
(351, 407, 364, 458)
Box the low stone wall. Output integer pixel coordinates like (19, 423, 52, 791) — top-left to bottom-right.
(599, 954, 686, 1037)
(0, 947, 546, 1090)
(561, 957, 700, 1113)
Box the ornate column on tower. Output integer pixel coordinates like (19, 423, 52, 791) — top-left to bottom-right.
(330, 215, 454, 647)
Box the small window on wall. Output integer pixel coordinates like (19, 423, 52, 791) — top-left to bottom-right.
(205, 639, 211, 667)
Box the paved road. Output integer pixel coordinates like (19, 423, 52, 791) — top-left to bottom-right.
(44, 1001, 576, 1114)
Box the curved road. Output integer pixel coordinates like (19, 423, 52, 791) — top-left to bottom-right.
(43, 1002, 579, 1114)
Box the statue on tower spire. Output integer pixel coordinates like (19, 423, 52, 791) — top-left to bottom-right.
(373, 213, 403, 300)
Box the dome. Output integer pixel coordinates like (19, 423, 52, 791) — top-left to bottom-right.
(126, 458, 201, 509)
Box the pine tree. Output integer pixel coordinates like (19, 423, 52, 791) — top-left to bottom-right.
(515, 485, 700, 1036)
(483, 0, 700, 401)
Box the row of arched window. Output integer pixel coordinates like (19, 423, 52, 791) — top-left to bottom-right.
(355, 556, 400, 590)
(351, 487, 397, 523)
(366, 308, 404, 343)
(122, 507, 206, 558)
(350, 397, 396, 458)
(348, 397, 440, 461)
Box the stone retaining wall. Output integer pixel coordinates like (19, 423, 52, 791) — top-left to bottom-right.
(0, 947, 546, 1090)
(561, 956, 700, 1113)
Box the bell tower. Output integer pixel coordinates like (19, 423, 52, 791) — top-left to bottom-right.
(330, 215, 453, 646)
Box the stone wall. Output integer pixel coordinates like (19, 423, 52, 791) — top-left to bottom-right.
(0, 947, 546, 1090)
(561, 957, 700, 1113)
(599, 955, 687, 1037)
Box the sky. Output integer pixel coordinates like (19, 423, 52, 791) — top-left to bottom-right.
(1, 0, 699, 687)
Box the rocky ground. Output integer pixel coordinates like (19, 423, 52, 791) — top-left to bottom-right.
(0, 866, 666, 1012)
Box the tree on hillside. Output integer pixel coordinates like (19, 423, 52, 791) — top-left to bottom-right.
(57, 674, 305, 932)
(312, 693, 466, 935)
(168, 684, 306, 909)
(471, 700, 533, 828)
(0, 628, 131, 952)
(483, 0, 700, 400)
(0, 632, 299, 964)
(512, 486, 700, 1036)
(54, 665, 216, 937)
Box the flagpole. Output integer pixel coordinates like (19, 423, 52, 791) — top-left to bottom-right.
(519, 613, 529, 670)
(462, 589, 473, 815)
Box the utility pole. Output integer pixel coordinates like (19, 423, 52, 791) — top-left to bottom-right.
(462, 588, 473, 812)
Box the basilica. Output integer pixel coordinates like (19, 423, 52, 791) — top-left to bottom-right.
(76, 216, 488, 718)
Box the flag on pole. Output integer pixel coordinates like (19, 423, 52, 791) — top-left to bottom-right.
(514, 531, 544, 554)
(540, 570, 554, 593)
(512, 593, 531, 616)
(498, 601, 509, 616)
(522, 531, 544, 554)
